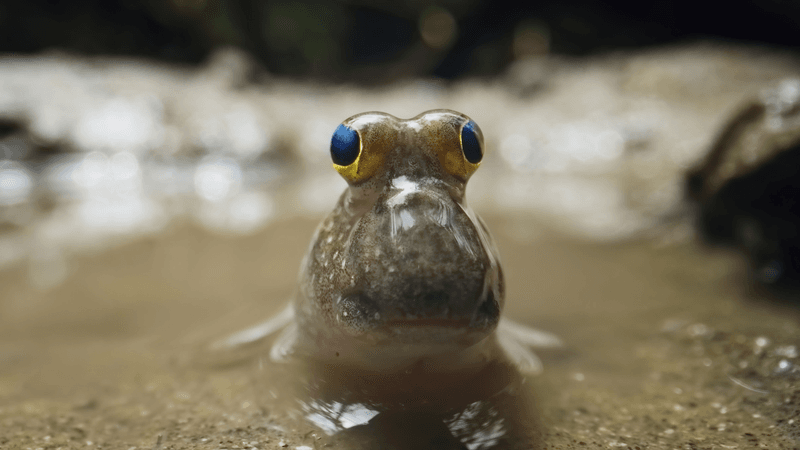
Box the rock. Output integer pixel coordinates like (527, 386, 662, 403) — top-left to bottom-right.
(687, 78, 800, 287)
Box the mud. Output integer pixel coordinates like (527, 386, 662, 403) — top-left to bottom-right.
(1, 216, 798, 449)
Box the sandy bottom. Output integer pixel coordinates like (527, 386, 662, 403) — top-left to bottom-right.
(2, 215, 799, 449)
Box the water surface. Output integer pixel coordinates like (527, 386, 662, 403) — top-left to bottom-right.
(2, 215, 798, 449)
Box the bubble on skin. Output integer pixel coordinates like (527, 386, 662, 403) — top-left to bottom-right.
(738, 360, 748, 369)
(775, 359, 792, 374)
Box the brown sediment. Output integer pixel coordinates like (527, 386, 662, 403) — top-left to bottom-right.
(2, 217, 799, 449)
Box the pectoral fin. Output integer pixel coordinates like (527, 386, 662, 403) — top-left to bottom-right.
(210, 303, 295, 350)
(200, 304, 295, 368)
(496, 317, 563, 374)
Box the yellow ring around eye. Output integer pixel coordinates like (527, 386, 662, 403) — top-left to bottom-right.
(333, 151, 362, 182)
(331, 122, 364, 183)
(440, 148, 478, 180)
(437, 124, 480, 180)
(332, 136, 387, 184)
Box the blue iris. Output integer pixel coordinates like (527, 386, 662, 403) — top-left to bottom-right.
(330, 124, 360, 166)
(461, 120, 483, 164)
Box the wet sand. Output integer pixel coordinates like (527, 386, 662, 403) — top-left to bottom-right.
(2, 215, 799, 449)
(2, 43, 800, 449)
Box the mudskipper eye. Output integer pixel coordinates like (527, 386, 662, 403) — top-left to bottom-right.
(330, 124, 360, 166)
(460, 120, 483, 164)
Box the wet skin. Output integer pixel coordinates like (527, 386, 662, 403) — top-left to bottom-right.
(216, 109, 560, 373)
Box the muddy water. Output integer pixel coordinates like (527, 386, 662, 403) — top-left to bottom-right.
(2, 45, 800, 449)
(2, 213, 798, 449)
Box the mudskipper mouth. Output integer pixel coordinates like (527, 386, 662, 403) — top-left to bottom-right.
(334, 187, 503, 345)
(335, 290, 501, 345)
(383, 318, 472, 327)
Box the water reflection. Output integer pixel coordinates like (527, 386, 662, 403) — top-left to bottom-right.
(194, 156, 242, 202)
(292, 360, 542, 449)
(0, 48, 730, 272)
(197, 191, 274, 234)
(193, 156, 275, 234)
(498, 121, 628, 174)
(194, 103, 270, 157)
(73, 96, 165, 154)
(0, 160, 32, 205)
(59, 151, 162, 234)
(302, 400, 380, 434)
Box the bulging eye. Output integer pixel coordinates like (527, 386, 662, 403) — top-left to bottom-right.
(460, 120, 483, 164)
(330, 124, 360, 166)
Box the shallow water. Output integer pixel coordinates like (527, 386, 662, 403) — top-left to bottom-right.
(2, 44, 800, 449)
(2, 214, 799, 449)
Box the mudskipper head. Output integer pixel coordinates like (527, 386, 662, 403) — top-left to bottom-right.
(298, 110, 503, 358)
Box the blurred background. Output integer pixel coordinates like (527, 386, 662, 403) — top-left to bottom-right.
(1, 0, 799, 289)
(0, 0, 796, 85)
(2, 0, 800, 80)
(0, 0, 799, 287)
(0, 0, 800, 287)
(2, 2, 800, 449)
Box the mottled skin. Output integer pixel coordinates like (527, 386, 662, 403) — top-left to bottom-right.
(215, 110, 560, 373)
(295, 111, 503, 370)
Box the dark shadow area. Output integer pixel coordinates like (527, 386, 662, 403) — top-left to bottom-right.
(690, 138, 800, 291)
(1, 0, 798, 81)
(293, 359, 545, 449)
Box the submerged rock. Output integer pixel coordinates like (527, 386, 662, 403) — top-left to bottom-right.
(687, 78, 800, 287)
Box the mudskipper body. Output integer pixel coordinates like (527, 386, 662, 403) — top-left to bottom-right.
(214, 109, 561, 374)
